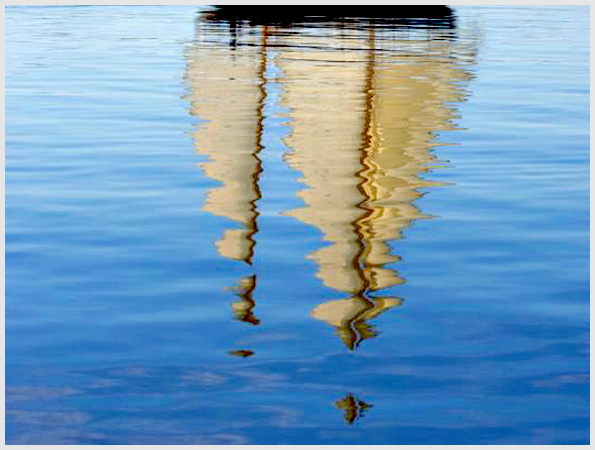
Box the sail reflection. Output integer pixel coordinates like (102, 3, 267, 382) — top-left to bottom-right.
(275, 16, 474, 349)
(187, 7, 475, 351)
(185, 20, 269, 338)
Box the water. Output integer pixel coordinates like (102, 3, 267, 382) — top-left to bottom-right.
(5, 6, 589, 445)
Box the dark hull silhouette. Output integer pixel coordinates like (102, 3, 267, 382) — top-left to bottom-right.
(204, 5, 455, 28)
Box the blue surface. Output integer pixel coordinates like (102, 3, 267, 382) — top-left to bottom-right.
(5, 6, 589, 445)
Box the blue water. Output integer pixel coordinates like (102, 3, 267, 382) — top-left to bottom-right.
(5, 6, 589, 445)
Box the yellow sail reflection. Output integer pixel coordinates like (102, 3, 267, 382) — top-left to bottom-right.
(186, 24, 266, 264)
(277, 26, 473, 349)
(185, 23, 269, 336)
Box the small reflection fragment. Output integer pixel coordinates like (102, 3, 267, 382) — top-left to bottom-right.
(230, 275, 260, 326)
(312, 297, 403, 350)
(228, 350, 255, 358)
(334, 394, 373, 425)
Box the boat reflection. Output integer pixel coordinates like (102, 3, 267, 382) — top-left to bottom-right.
(186, 7, 475, 352)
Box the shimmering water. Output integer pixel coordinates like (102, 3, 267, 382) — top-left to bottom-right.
(5, 5, 589, 445)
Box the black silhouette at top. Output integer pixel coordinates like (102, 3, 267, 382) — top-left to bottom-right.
(203, 5, 455, 29)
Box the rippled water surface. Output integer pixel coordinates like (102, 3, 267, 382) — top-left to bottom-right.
(5, 6, 589, 445)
